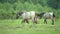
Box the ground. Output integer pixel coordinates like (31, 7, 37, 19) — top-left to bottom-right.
(0, 19, 60, 34)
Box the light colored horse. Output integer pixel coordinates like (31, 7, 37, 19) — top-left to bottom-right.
(37, 12, 55, 25)
(16, 11, 38, 24)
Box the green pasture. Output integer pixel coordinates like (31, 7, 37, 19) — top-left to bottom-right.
(0, 19, 60, 34)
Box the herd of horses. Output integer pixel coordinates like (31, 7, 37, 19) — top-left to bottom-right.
(16, 10, 55, 25)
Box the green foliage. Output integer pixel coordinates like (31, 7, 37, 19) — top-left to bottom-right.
(0, 0, 59, 19)
(47, 0, 58, 9)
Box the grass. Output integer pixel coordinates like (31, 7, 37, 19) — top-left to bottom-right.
(0, 19, 60, 34)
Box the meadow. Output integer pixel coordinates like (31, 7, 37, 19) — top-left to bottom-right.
(0, 0, 59, 34)
(0, 19, 60, 34)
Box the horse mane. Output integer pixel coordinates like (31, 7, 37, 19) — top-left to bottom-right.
(36, 12, 45, 18)
(40, 12, 45, 15)
(39, 12, 45, 18)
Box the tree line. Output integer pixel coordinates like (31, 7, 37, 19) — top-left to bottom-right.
(0, 0, 59, 19)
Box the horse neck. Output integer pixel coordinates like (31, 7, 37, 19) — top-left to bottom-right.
(40, 13, 45, 16)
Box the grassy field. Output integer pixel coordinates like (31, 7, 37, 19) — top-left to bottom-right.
(0, 19, 60, 34)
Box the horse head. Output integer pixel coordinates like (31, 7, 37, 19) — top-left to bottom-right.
(16, 11, 24, 19)
(36, 12, 45, 19)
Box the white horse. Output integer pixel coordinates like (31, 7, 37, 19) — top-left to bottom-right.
(16, 11, 38, 24)
(37, 12, 55, 25)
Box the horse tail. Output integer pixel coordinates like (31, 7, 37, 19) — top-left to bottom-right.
(53, 14, 55, 17)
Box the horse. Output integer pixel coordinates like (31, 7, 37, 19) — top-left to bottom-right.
(16, 10, 38, 24)
(37, 12, 55, 25)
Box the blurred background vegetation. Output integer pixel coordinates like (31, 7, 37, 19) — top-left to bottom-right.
(0, 0, 59, 19)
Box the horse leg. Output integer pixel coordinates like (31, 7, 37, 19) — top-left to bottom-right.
(52, 19, 54, 25)
(44, 19, 47, 24)
(25, 19, 29, 24)
(35, 17, 37, 24)
(34, 20, 37, 24)
(21, 19, 25, 24)
(33, 17, 37, 24)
